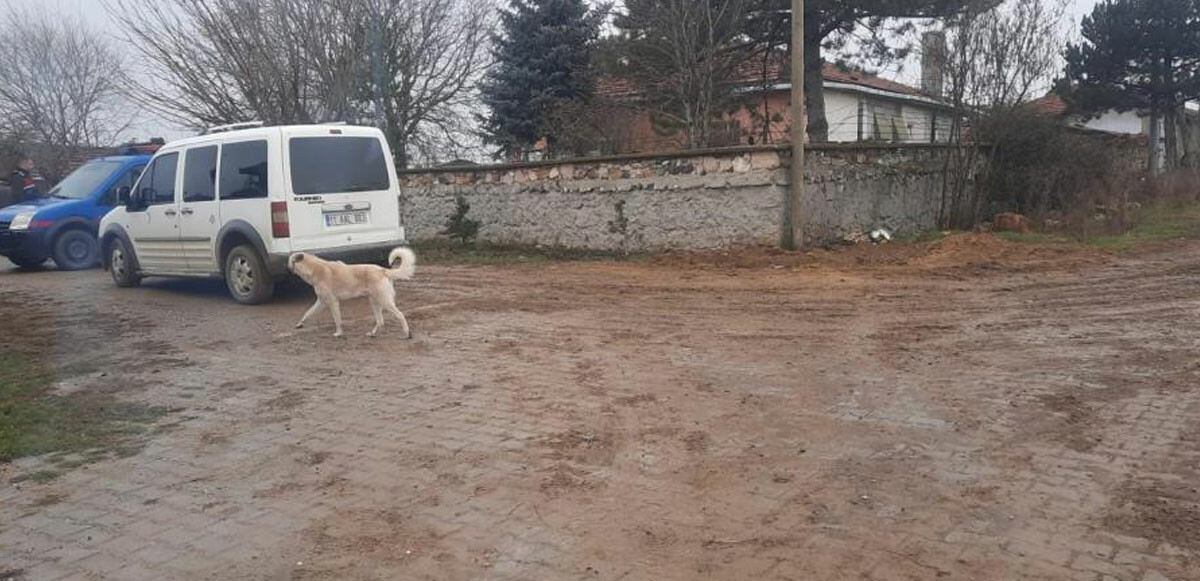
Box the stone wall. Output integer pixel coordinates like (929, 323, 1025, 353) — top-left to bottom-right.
(398, 144, 967, 250)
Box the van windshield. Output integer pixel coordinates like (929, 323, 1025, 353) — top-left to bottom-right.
(289, 136, 390, 195)
(47, 161, 124, 199)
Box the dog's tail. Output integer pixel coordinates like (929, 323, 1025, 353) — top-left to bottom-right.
(387, 247, 417, 281)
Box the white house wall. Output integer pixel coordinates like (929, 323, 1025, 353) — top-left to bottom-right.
(824, 90, 862, 142)
(1075, 110, 1143, 135)
(822, 88, 949, 144)
(899, 105, 953, 143)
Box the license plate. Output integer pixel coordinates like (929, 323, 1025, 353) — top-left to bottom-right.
(325, 211, 369, 227)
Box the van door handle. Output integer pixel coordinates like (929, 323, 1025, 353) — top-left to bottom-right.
(164, 209, 177, 217)
(181, 208, 194, 216)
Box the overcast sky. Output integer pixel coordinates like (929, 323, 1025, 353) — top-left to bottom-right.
(6, 0, 1105, 143)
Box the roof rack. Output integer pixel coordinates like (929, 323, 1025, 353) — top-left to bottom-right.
(204, 121, 265, 135)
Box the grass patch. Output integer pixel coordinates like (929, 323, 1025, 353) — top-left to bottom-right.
(899, 230, 957, 244)
(993, 231, 1072, 245)
(11, 469, 60, 484)
(990, 203, 1200, 250)
(0, 350, 163, 464)
(411, 239, 646, 265)
(1085, 203, 1200, 250)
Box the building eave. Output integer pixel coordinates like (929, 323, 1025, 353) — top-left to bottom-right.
(745, 81, 955, 111)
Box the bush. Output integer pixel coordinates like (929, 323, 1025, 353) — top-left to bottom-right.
(440, 196, 480, 245)
(970, 109, 1160, 238)
(977, 110, 1118, 217)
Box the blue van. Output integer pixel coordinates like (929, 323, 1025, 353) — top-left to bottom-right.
(0, 154, 151, 270)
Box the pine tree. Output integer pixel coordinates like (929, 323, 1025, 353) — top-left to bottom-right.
(480, 0, 605, 160)
(1061, 0, 1200, 170)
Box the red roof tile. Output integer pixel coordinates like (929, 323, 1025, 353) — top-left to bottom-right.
(1028, 93, 1068, 116)
(820, 62, 924, 97)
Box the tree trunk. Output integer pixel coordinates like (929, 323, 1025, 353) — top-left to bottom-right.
(1164, 106, 1179, 170)
(1148, 105, 1161, 174)
(802, 20, 826, 143)
(1181, 108, 1197, 169)
(391, 130, 410, 170)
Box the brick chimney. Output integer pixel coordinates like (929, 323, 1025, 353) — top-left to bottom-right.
(921, 31, 947, 98)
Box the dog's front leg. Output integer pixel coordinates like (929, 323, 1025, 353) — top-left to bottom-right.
(295, 299, 325, 329)
(327, 298, 344, 338)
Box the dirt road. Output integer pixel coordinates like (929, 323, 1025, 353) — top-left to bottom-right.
(2, 236, 1199, 580)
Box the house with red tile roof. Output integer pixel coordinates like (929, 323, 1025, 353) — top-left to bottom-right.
(1028, 93, 1147, 135)
(590, 52, 956, 155)
(1027, 93, 1200, 169)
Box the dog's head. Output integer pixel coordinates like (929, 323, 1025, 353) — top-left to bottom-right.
(287, 252, 309, 274)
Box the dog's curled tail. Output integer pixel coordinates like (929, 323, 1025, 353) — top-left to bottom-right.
(387, 247, 417, 280)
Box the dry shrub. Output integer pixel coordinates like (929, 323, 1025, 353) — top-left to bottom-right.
(1146, 169, 1200, 205)
(970, 109, 1200, 239)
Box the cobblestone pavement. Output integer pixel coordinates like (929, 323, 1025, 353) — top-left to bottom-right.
(1, 241, 1199, 580)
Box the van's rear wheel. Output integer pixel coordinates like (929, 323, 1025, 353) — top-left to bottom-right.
(225, 244, 274, 305)
(109, 238, 141, 287)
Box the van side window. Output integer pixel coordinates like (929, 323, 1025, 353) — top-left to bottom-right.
(141, 154, 179, 205)
(102, 165, 144, 206)
(183, 146, 218, 202)
(220, 141, 269, 200)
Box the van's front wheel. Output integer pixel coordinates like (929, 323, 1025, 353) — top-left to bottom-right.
(225, 245, 274, 304)
(53, 230, 99, 270)
(108, 238, 141, 287)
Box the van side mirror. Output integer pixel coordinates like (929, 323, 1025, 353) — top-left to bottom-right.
(118, 186, 131, 204)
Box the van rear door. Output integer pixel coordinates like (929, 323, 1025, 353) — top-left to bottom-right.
(281, 126, 401, 253)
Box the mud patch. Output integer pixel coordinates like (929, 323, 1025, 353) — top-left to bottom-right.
(264, 390, 306, 412)
(539, 429, 617, 466)
(615, 393, 657, 407)
(1036, 393, 1102, 452)
(293, 509, 454, 580)
(540, 463, 601, 497)
(681, 430, 711, 453)
(1104, 478, 1200, 550)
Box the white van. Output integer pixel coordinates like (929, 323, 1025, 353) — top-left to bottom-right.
(99, 124, 406, 304)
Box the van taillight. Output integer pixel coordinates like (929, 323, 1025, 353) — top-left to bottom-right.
(271, 201, 290, 238)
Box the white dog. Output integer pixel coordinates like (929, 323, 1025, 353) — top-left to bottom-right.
(288, 247, 416, 338)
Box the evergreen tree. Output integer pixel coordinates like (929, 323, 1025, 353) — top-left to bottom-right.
(1060, 0, 1200, 170)
(480, 0, 605, 159)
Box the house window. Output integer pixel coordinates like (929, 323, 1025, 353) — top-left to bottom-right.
(868, 100, 906, 142)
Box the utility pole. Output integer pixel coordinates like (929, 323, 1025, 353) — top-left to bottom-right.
(783, 0, 805, 250)
(370, 1, 386, 132)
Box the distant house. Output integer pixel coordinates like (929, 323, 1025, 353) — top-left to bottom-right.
(592, 53, 955, 155)
(1029, 93, 1150, 135)
(1028, 93, 1200, 168)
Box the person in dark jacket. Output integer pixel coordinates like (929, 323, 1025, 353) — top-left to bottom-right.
(9, 156, 40, 201)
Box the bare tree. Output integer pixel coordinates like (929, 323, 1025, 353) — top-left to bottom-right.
(0, 8, 130, 182)
(105, 0, 368, 128)
(615, 0, 749, 150)
(938, 0, 1068, 227)
(105, 0, 492, 166)
(367, 0, 495, 168)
